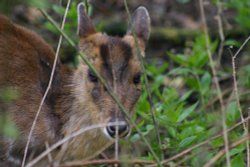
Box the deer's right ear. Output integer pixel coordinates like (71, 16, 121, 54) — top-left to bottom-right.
(77, 3, 96, 38)
(127, 6, 150, 44)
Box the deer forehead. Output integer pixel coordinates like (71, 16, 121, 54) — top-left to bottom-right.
(79, 33, 141, 79)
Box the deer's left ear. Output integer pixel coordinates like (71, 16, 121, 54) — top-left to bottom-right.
(77, 2, 96, 38)
(127, 6, 150, 45)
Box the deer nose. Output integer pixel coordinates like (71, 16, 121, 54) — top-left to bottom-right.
(106, 121, 129, 138)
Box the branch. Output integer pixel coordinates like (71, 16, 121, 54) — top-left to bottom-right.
(60, 159, 155, 167)
(198, 0, 231, 166)
(228, 36, 250, 166)
(204, 135, 250, 167)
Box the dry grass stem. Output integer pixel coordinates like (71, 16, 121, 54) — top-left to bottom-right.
(204, 135, 250, 167)
(216, 0, 225, 66)
(59, 159, 155, 167)
(21, 0, 72, 166)
(198, 0, 231, 166)
(45, 142, 53, 164)
(228, 37, 250, 166)
(26, 122, 124, 167)
(148, 114, 250, 167)
(232, 35, 250, 59)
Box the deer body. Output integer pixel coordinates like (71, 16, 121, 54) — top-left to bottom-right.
(0, 4, 150, 166)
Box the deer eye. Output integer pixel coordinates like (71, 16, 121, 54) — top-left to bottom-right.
(88, 70, 98, 82)
(133, 72, 141, 84)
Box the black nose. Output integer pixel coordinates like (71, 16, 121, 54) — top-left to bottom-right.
(106, 122, 129, 138)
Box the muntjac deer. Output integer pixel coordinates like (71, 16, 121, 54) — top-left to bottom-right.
(0, 3, 150, 166)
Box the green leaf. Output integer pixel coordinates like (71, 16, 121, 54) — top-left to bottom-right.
(226, 102, 240, 124)
(186, 77, 200, 91)
(189, 35, 217, 69)
(168, 52, 188, 66)
(43, 22, 59, 34)
(224, 39, 241, 47)
(165, 103, 183, 123)
(130, 134, 140, 142)
(180, 90, 193, 102)
(177, 102, 198, 122)
(146, 124, 154, 132)
(230, 147, 244, 156)
(145, 62, 168, 76)
(167, 126, 177, 138)
(28, 0, 49, 8)
(130, 124, 154, 142)
(211, 137, 224, 147)
(201, 72, 212, 95)
(179, 136, 197, 148)
(168, 67, 192, 76)
(52, 5, 65, 15)
(231, 154, 245, 167)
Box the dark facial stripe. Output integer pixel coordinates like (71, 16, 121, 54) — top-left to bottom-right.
(100, 38, 133, 83)
(100, 44, 110, 68)
(100, 44, 113, 80)
(116, 40, 132, 82)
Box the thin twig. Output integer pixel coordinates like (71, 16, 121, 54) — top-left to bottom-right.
(45, 142, 53, 164)
(215, 0, 225, 66)
(228, 34, 250, 167)
(174, 150, 201, 167)
(59, 159, 155, 167)
(204, 135, 250, 167)
(21, 1, 72, 166)
(198, 0, 231, 166)
(123, 0, 163, 160)
(40, 8, 161, 166)
(232, 36, 250, 59)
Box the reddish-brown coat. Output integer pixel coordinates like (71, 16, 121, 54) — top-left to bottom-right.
(0, 4, 150, 166)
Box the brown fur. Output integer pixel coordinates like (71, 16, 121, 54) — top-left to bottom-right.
(0, 4, 150, 166)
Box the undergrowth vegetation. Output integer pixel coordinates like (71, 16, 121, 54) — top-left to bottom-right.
(1, 0, 250, 166)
